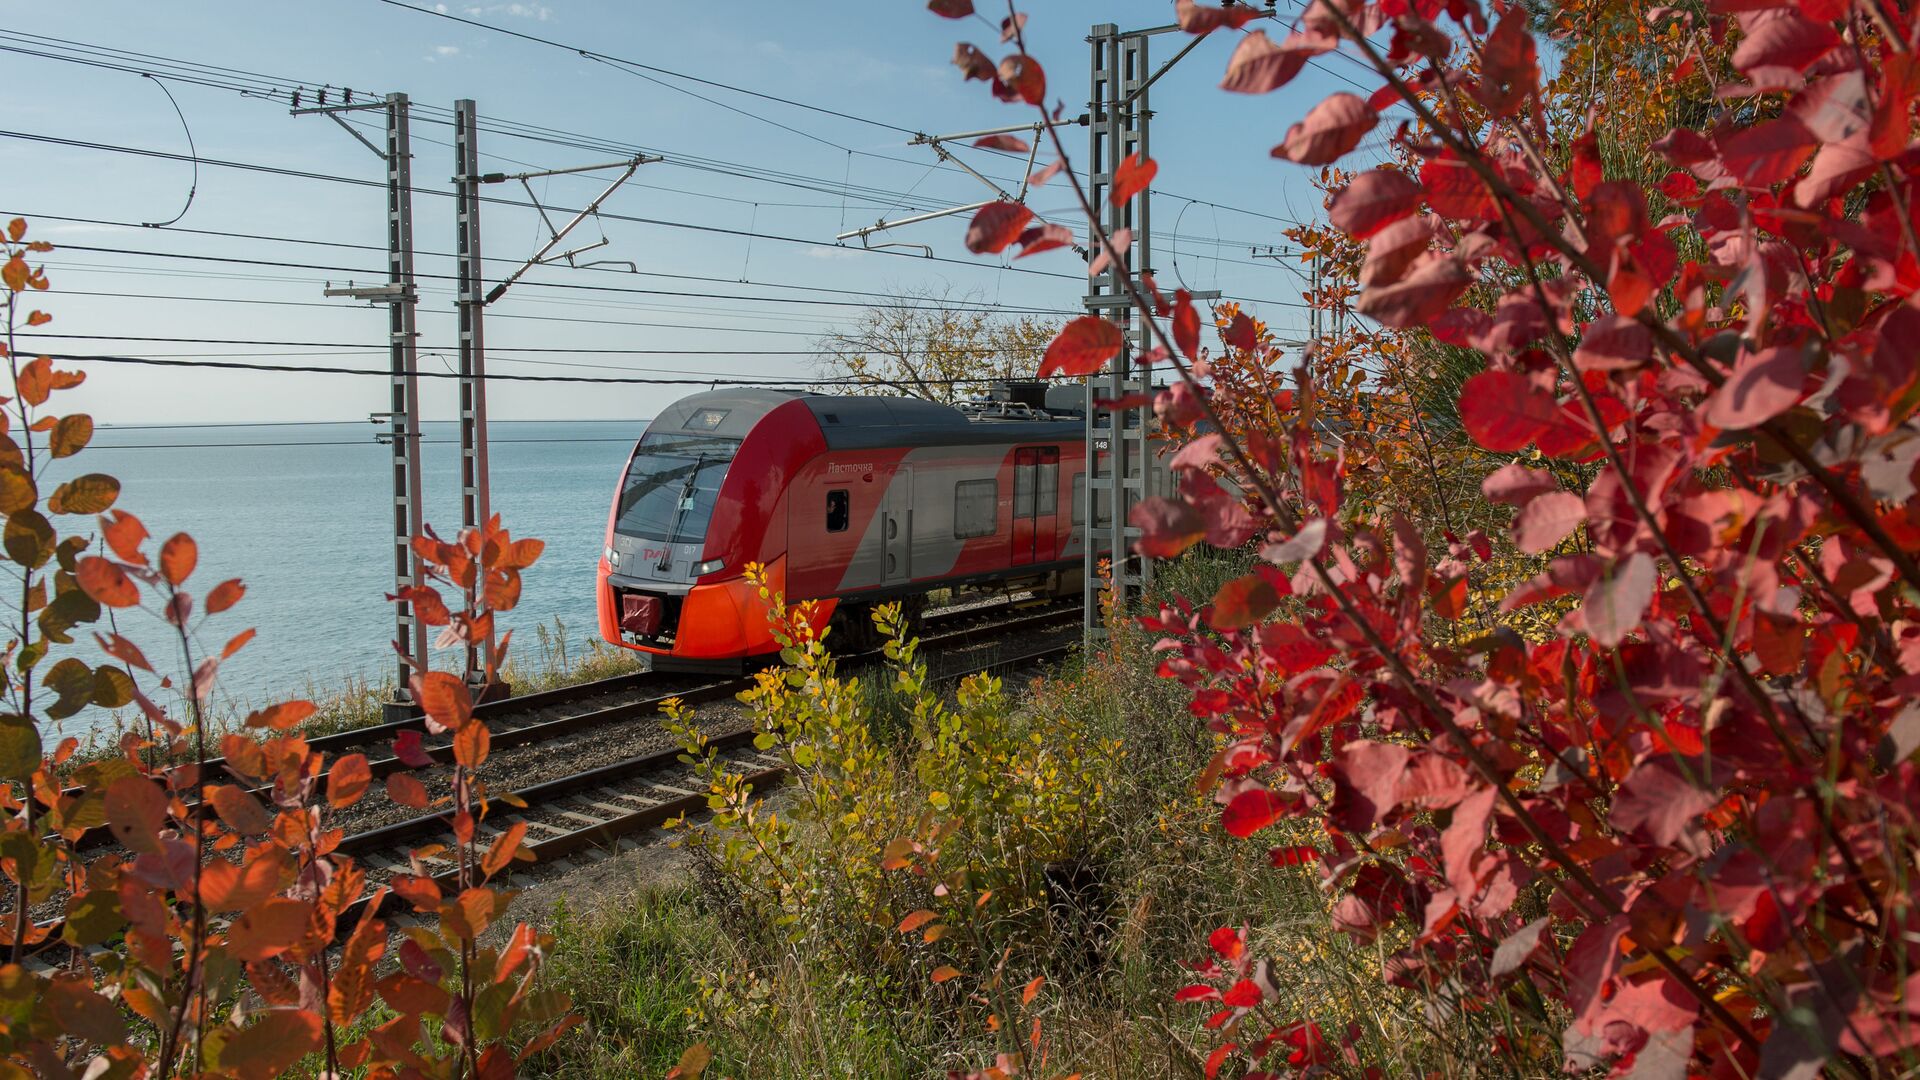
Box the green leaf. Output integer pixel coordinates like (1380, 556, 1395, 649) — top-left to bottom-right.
(41, 657, 94, 721)
(0, 715, 40, 780)
(0, 463, 35, 515)
(47, 474, 118, 515)
(90, 666, 134, 709)
(3, 510, 53, 568)
(37, 585, 100, 645)
(752, 732, 776, 751)
(14, 639, 45, 674)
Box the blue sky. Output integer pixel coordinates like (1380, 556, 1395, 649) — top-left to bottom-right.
(1, 1, 1362, 425)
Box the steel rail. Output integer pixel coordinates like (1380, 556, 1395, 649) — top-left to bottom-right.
(58, 598, 1079, 853)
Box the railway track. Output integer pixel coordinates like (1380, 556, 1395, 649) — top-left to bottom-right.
(25, 596, 1081, 959)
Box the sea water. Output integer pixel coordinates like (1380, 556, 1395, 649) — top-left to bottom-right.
(42, 419, 647, 732)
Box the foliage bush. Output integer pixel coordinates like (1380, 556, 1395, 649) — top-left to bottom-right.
(0, 223, 572, 1078)
(938, 0, 1920, 1075)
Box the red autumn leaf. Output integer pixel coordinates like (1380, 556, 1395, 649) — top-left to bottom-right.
(1355, 254, 1471, 329)
(328, 754, 373, 809)
(1208, 926, 1245, 960)
(1457, 370, 1559, 452)
(1361, 215, 1438, 287)
(158, 533, 196, 587)
(1429, 574, 1468, 619)
(1087, 227, 1133, 278)
(1582, 552, 1657, 647)
(1794, 136, 1878, 208)
(199, 849, 285, 912)
(998, 13, 1025, 43)
(1420, 154, 1495, 221)
(1220, 979, 1263, 1007)
(393, 728, 434, 768)
(100, 510, 149, 565)
(1611, 756, 1715, 848)
(1172, 290, 1200, 358)
(1574, 314, 1653, 372)
(226, 898, 314, 963)
(1111, 151, 1158, 207)
(1329, 169, 1422, 239)
(996, 54, 1045, 105)
(965, 201, 1035, 255)
(482, 820, 530, 878)
(76, 556, 139, 608)
(1272, 92, 1376, 165)
(1201, 494, 1258, 549)
(453, 722, 490, 769)
(390, 874, 442, 912)
(1177, 0, 1264, 32)
(95, 631, 153, 672)
(1176, 983, 1222, 1002)
(1716, 115, 1818, 187)
(972, 134, 1029, 152)
(1731, 9, 1839, 73)
(218, 629, 255, 663)
(1475, 8, 1538, 116)
(205, 578, 245, 614)
(413, 670, 474, 731)
(1208, 573, 1281, 630)
(1221, 313, 1258, 351)
(1130, 497, 1207, 558)
(245, 700, 316, 731)
(1220, 30, 1324, 95)
(1222, 788, 1291, 838)
(952, 43, 995, 83)
(1608, 251, 1655, 318)
(105, 776, 169, 855)
(1703, 345, 1805, 429)
(1021, 975, 1045, 1005)
(1270, 844, 1320, 867)
(1512, 491, 1586, 554)
(386, 771, 430, 809)
(1038, 315, 1123, 378)
(930, 965, 963, 984)
(210, 784, 273, 835)
(928, 0, 972, 17)
(1014, 223, 1073, 258)
(1570, 130, 1603, 200)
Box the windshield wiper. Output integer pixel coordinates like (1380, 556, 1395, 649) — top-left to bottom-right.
(657, 453, 705, 570)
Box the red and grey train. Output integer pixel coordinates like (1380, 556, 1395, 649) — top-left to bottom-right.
(595, 386, 1109, 664)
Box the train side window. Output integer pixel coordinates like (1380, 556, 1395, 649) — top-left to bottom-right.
(1071, 473, 1085, 526)
(826, 489, 850, 533)
(1038, 458, 1058, 516)
(954, 479, 997, 539)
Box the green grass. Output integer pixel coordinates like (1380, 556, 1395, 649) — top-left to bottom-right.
(539, 887, 714, 1078)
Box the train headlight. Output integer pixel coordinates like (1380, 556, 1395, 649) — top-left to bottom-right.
(693, 558, 726, 576)
(604, 546, 619, 567)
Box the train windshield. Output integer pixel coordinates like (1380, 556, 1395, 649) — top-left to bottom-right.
(614, 432, 740, 543)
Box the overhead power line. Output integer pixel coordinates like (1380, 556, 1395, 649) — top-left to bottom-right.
(372, 0, 919, 137)
(22, 331, 1041, 358)
(46, 352, 1096, 388)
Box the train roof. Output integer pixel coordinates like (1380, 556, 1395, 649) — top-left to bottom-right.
(648, 388, 1080, 451)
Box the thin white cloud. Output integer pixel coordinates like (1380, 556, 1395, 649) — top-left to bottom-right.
(463, 2, 552, 19)
(806, 247, 861, 261)
(434, 44, 461, 56)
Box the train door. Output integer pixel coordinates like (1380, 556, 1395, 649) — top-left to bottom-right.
(883, 465, 913, 585)
(1012, 448, 1060, 566)
(1013, 448, 1038, 567)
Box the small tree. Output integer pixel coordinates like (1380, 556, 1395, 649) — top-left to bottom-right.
(813, 284, 1055, 403)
